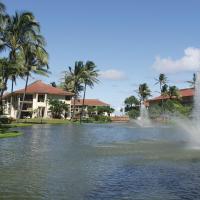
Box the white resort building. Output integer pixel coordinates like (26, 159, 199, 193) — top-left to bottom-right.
(3, 80, 73, 119)
(71, 99, 110, 118)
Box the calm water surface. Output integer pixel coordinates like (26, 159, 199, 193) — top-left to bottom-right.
(0, 123, 200, 200)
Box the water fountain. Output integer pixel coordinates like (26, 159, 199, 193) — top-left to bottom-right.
(136, 102, 152, 127)
(175, 71, 200, 148)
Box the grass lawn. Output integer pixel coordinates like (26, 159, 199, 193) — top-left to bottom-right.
(0, 131, 23, 139)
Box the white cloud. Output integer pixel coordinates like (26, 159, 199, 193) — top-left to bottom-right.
(153, 47, 200, 73)
(100, 69, 126, 80)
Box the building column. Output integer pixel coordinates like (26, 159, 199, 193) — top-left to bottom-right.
(44, 94, 48, 118)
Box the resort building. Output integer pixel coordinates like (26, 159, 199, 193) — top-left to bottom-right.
(71, 99, 110, 118)
(3, 80, 73, 119)
(147, 88, 194, 106)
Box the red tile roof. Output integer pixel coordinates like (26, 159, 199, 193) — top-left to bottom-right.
(149, 88, 194, 102)
(72, 99, 110, 106)
(5, 80, 73, 97)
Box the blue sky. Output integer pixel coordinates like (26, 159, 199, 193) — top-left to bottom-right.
(2, 0, 200, 111)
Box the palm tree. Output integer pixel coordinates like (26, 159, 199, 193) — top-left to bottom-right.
(80, 61, 99, 123)
(124, 95, 139, 112)
(0, 2, 5, 13)
(168, 86, 179, 99)
(155, 73, 167, 112)
(18, 40, 49, 119)
(187, 73, 196, 88)
(63, 61, 84, 119)
(138, 83, 151, 103)
(0, 11, 41, 116)
(0, 2, 6, 29)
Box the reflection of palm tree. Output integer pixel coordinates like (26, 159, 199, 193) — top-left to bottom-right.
(80, 61, 99, 123)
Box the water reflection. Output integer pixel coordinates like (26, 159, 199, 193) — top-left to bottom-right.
(0, 123, 200, 199)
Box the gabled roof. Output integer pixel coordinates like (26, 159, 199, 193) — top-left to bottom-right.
(4, 80, 73, 97)
(72, 99, 110, 106)
(149, 88, 194, 102)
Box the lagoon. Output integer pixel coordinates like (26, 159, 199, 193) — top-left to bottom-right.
(0, 123, 200, 199)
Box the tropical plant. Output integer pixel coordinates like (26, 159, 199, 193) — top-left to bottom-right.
(127, 109, 140, 119)
(50, 82, 57, 87)
(138, 83, 151, 102)
(62, 61, 85, 119)
(48, 98, 69, 119)
(187, 73, 196, 88)
(124, 95, 139, 112)
(167, 86, 179, 99)
(17, 30, 49, 119)
(164, 99, 192, 116)
(80, 61, 99, 123)
(96, 106, 114, 116)
(155, 73, 168, 113)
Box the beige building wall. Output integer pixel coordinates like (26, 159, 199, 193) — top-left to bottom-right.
(4, 93, 72, 119)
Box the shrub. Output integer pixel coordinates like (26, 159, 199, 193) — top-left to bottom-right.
(93, 115, 111, 122)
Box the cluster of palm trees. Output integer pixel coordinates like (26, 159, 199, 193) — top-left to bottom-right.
(61, 61, 99, 122)
(0, 2, 49, 117)
(124, 73, 183, 118)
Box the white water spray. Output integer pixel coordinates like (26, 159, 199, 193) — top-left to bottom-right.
(176, 71, 200, 148)
(136, 102, 152, 127)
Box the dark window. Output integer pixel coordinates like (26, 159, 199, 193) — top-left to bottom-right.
(38, 94, 45, 102)
(65, 96, 71, 100)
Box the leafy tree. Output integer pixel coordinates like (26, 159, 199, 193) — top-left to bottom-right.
(17, 26, 49, 119)
(80, 61, 99, 123)
(62, 61, 85, 119)
(187, 73, 196, 88)
(50, 82, 57, 87)
(148, 104, 162, 119)
(164, 99, 191, 116)
(48, 99, 69, 119)
(155, 73, 168, 113)
(168, 86, 179, 99)
(138, 83, 151, 102)
(124, 95, 139, 112)
(127, 109, 140, 119)
(96, 106, 114, 116)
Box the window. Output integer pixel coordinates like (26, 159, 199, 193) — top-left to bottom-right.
(65, 96, 71, 100)
(38, 94, 45, 102)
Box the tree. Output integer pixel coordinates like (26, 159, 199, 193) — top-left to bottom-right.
(155, 73, 167, 113)
(62, 61, 84, 119)
(48, 99, 68, 119)
(124, 95, 139, 112)
(17, 29, 49, 119)
(138, 83, 151, 102)
(168, 86, 179, 99)
(96, 106, 115, 116)
(187, 73, 196, 88)
(50, 82, 57, 87)
(80, 61, 99, 123)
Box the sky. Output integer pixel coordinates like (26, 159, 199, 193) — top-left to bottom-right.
(2, 0, 200, 112)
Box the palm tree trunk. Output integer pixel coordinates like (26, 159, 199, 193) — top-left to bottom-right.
(10, 78, 14, 116)
(71, 95, 76, 120)
(160, 84, 164, 114)
(0, 77, 8, 115)
(17, 74, 29, 119)
(0, 89, 4, 115)
(80, 83, 86, 123)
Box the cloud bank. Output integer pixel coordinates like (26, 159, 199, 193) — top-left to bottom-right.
(153, 47, 200, 73)
(100, 69, 126, 80)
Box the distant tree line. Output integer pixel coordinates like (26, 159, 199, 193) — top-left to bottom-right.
(124, 73, 194, 119)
